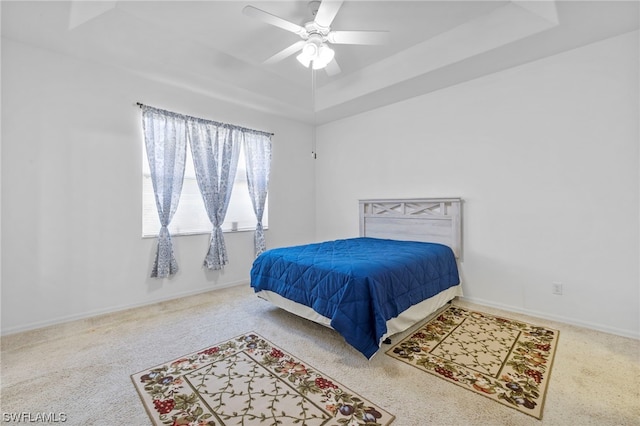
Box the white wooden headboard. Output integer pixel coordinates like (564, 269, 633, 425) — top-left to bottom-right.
(359, 198, 462, 258)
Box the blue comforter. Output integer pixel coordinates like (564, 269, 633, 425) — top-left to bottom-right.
(250, 237, 460, 358)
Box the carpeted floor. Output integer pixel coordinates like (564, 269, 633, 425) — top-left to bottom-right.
(1, 284, 639, 425)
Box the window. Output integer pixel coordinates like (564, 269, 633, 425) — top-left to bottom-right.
(142, 142, 268, 237)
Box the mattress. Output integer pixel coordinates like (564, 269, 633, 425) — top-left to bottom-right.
(250, 237, 461, 358)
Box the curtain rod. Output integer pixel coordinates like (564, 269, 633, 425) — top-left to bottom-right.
(136, 102, 274, 136)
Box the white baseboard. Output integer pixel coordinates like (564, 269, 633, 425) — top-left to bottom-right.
(460, 296, 640, 341)
(1, 280, 249, 336)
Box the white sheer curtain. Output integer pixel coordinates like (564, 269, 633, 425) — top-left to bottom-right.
(142, 106, 187, 278)
(187, 120, 241, 270)
(243, 132, 272, 256)
(141, 103, 272, 273)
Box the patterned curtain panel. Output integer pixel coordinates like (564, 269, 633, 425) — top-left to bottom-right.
(243, 132, 272, 256)
(142, 106, 187, 278)
(187, 120, 241, 270)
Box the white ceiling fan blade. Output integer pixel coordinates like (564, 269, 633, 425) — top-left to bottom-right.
(243, 5, 304, 35)
(314, 0, 344, 28)
(328, 30, 390, 45)
(324, 58, 342, 76)
(264, 40, 306, 65)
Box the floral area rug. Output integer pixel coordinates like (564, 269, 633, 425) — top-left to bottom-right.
(132, 332, 394, 425)
(386, 306, 558, 419)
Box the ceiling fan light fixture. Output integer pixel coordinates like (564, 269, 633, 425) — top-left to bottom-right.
(312, 44, 334, 69)
(296, 51, 312, 67)
(296, 38, 318, 67)
(302, 41, 319, 57)
(297, 39, 334, 70)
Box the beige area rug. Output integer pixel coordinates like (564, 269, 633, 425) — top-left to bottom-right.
(132, 332, 394, 425)
(387, 306, 558, 420)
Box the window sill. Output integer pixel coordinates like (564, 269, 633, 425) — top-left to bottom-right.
(142, 227, 268, 239)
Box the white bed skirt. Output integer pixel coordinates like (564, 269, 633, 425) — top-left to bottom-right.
(255, 283, 463, 345)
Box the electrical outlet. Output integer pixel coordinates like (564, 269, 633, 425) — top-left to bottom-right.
(552, 282, 563, 295)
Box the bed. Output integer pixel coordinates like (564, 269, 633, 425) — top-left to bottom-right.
(250, 198, 463, 359)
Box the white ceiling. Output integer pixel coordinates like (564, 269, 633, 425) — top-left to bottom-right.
(2, 1, 638, 124)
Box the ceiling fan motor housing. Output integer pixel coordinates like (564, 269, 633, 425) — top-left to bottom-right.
(303, 21, 330, 41)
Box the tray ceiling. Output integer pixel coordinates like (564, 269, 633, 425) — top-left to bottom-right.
(2, 1, 638, 124)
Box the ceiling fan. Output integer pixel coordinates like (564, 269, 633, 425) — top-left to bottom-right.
(243, 0, 389, 76)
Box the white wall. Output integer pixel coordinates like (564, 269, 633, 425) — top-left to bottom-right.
(315, 31, 639, 338)
(3, 30, 638, 340)
(1, 38, 316, 334)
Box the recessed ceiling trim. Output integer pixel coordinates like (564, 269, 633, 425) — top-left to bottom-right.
(68, 1, 117, 30)
(315, 0, 559, 111)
